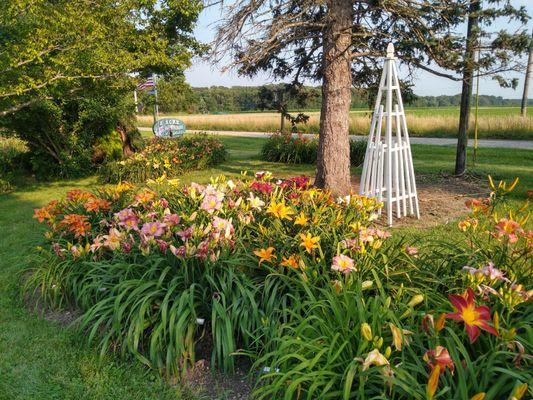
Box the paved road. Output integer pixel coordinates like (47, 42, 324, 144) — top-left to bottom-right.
(138, 127, 533, 150)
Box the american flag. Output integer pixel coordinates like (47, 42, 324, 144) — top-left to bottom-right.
(137, 76, 155, 91)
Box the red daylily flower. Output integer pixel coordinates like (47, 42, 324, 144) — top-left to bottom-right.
(447, 287, 498, 343)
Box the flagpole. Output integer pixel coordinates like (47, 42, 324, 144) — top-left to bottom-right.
(153, 74, 159, 125)
(133, 89, 138, 113)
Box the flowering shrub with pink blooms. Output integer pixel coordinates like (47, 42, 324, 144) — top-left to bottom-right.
(27, 175, 531, 399)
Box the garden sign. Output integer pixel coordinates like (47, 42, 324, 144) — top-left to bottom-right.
(152, 118, 186, 138)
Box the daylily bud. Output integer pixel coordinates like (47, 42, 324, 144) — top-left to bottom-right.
(361, 323, 373, 341)
(332, 280, 343, 294)
(408, 294, 424, 307)
(376, 337, 383, 349)
(384, 346, 392, 358)
(362, 280, 373, 290)
(493, 311, 499, 333)
(510, 383, 528, 400)
(470, 393, 486, 400)
(435, 313, 446, 332)
(384, 296, 391, 309)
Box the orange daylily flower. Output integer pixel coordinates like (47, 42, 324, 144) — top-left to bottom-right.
(84, 197, 111, 213)
(134, 189, 156, 204)
(253, 247, 275, 265)
(33, 200, 59, 223)
(447, 287, 498, 343)
(465, 198, 489, 214)
(423, 346, 454, 400)
(458, 217, 478, 232)
(66, 189, 94, 203)
(299, 232, 320, 253)
(281, 254, 299, 269)
(60, 214, 91, 237)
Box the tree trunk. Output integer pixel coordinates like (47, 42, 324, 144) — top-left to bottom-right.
(520, 29, 532, 117)
(455, 0, 480, 176)
(117, 125, 135, 157)
(315, 0, 352, 195)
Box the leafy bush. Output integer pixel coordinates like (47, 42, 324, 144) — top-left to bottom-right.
(27, 175, 532, 399)
(0, 84, 139, 178)
(261, 132, 366, 166)
(99, 134, 227, 183)
(0, 136, 29, 191)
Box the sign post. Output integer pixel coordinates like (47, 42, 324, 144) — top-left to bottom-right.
(152, 74, 159, 124)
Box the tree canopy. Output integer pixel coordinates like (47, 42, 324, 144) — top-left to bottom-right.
(0, 0, 203, 116)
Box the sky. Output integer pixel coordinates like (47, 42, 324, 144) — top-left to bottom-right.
(184, 1, 532, 98)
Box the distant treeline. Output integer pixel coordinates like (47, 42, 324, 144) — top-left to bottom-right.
(145, 81, 530, 114)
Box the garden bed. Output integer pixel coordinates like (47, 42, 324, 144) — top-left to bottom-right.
(25, 171, 531, 399)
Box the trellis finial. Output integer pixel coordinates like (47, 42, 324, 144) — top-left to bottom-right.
(386, 43, 395, 58)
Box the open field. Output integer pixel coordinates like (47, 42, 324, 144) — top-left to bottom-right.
(137, 107, 532, 140)
(1, 136, 531, 399)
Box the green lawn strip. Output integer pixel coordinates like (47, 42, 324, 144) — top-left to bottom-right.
(0, 178, 188, 400)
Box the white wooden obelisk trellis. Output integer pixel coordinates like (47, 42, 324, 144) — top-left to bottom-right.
(360, 43, 420, 226)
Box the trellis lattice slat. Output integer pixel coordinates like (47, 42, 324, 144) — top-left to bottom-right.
(360, 43, 420, 226)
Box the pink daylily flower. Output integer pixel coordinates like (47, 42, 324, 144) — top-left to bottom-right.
(141, 221, 166, 238)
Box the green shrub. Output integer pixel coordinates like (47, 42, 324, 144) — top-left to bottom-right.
(91, 130, 124, 164)
(99, 134, 227, 183)
(0, 136, 29, 174)
(0, 84, 139, 179)
(0, 136, 30, 191)
(261, 132, 367, 166)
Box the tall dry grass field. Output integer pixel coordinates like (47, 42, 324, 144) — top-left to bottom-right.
(137, 108, 532, 140)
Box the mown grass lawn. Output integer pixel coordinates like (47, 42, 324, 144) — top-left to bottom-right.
(0, 136, 531, 399)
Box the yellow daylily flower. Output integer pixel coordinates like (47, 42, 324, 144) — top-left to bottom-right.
(294, 211, 308, 226)
(267, 200, 294, 220)
(299, 232, 320, 253)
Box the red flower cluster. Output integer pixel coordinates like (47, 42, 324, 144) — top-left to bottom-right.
(250, 180, 273, 194)
(280, 176, 310, 190)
